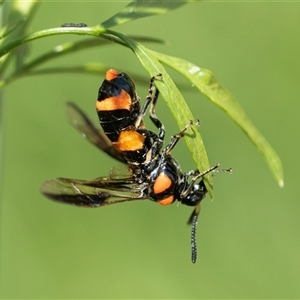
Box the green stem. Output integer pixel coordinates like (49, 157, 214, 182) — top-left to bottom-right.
(0, 30, 163, 90)
(0, 25, 106, 59)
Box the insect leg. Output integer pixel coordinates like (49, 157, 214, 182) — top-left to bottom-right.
(163, 120, 195, 156)
(180, 164, 220, 199)
(135, 73, 162, 129)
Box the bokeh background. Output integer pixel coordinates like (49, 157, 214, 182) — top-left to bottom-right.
(1, 1, 299, 298)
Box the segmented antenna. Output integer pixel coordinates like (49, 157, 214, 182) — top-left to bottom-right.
(191, 212, 199, 263)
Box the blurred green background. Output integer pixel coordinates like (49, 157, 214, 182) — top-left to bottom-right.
(1, 1, 299, 299)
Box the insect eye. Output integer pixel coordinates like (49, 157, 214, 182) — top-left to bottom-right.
(181, 183, 207, 206)
(182, 193, 202, 206)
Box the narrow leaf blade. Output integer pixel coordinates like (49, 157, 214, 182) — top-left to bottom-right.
(151, 52, 284, 187)
(101, 0, 193, 28)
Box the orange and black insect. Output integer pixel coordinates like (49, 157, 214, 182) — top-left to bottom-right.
(41, 69, 225, 263)
(96, 69, 165, 168)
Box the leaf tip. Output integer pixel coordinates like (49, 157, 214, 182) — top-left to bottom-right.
(278, 180, 284, 188)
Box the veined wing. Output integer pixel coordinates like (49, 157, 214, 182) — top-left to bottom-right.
(66, 102, 125, 163)
(40, 175, 147, 207)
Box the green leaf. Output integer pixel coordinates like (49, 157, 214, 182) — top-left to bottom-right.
(4, 0, 39, 42)
(101, 0, 193, 28)
(0, 19, 23, 40)
(106, 30, 215, 197)
(0, 0, 39, 77)
(150, 52, 284, 187)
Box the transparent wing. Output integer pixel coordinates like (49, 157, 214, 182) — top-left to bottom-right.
(40, 174, 147, 207)
(66, 102, 125, 163)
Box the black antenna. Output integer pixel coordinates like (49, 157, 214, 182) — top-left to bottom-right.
(189, 165, 232, 263)
(190, 204, 201, 263)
